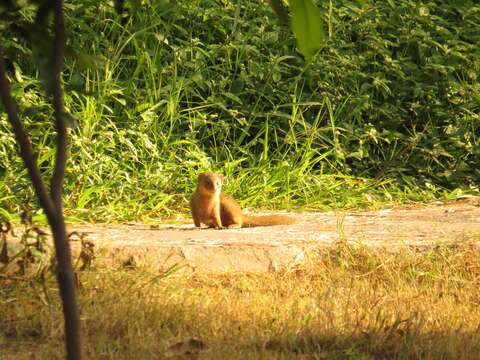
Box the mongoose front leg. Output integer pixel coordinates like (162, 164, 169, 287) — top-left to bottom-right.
(212, 203, 223, 229)
(190, 200, 202, 228)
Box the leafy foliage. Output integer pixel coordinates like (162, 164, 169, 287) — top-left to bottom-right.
(312, 0, 480, 187)
(1, 0, 479, 220)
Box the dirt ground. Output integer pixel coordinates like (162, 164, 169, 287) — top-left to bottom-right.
(8, 199, 480, 272)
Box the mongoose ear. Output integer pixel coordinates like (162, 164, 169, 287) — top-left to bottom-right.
(198, 172, 207, 180)
(219, 174, 225, 182)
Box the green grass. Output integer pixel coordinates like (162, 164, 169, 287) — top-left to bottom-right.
(2, 241, 480, 359)
(1, 0, 479, 221)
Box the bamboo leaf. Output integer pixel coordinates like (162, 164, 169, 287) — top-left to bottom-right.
(289, 0, 326, 59)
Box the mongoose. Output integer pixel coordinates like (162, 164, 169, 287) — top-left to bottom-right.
(190, 172, 296, 229)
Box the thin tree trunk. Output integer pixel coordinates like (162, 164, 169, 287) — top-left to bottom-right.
(0, 1, 82, 357)
(51, 1, 83, 357)
(51, 0, 68, 209)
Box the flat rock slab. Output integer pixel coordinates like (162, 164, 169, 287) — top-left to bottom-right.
(7, 201, 480, 272)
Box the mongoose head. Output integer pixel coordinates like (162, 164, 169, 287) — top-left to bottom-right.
(197, 172, 224, 194)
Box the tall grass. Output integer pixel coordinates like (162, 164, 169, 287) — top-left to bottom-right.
(1, 0, 479, 220)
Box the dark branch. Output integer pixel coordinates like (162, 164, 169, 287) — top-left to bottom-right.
(0, 1, 82, 357)
(0, 48, 82, 360)
(267, 0, 289, 24)
(51, 0, 68, 210)
(50, 1, 83, 359)
(0, 51, 56, 216)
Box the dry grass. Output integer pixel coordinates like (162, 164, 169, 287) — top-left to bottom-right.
(2, 241, 480, 359)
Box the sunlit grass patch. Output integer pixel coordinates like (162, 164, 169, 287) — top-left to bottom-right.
(2, 242, 480, 359)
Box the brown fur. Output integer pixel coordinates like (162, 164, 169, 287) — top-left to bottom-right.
(190, 172, 296, 229)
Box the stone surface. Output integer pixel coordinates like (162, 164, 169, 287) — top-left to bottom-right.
(7, 200, 480, 272)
